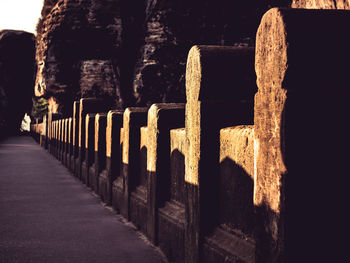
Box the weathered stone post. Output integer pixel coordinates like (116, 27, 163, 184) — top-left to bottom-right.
(65, 117, 72, 168)
(113, 107, 148, 220)
(99, 110, 123, 205)
(81, 114, 96, 186)
(254, 8, 350, 262)
(47, 112, 52, 153)
(90, 113, 107, 193)
(50, 120, 54, 154)
(59, 119, 66, 162)
(57, 119, 61, 160)
(185, 45, 256, 263)
(54, 120, 59, 157)
(56, 119, 62, 160)
(75, 98, 109, 179)
(62, 118, 68, 165)
(70, 101, 80, 172)
(40, 115, 48, 149)
(145, 103, 185, 245)
(156, 127, 186, 261)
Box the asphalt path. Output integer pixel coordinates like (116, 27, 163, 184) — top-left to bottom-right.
(0, 136, 165, 263)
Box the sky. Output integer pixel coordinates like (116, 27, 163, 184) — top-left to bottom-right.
(0, 0, 44, 34)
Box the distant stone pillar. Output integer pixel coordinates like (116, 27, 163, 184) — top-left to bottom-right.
(255, 8, 350, 262)
(113, 107, 148, 220)
(71, 101, 80, 172)
(91, 113, 107, 193)
(185, 45, 256, 263)
(99, 110, 123, 205)
(75, 98, 109, 179)
(81, 114, 96, 186)
(62, 118, 67, 164)
(66, 117, 72, 168)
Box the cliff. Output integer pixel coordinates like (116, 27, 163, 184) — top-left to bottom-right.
(35, 0, 123, 115)
(35, 0, 297, 114)
(36, 0, 350, 114)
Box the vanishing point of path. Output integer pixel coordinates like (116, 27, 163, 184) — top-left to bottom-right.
(0, 136, 166, 263)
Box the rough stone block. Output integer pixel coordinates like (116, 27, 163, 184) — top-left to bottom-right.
(99, 110, 123, 205)
(144, 103, 185, 247)
(254, 8, 350, 262)
(185, 45, 256, 263)
(65, 117, 72, 168)
(158, 127, 186, 263)
(75, 98, 109, 179)
(201, 125, 255, 263)
(129, 125, 148, 235)
(70, 101, 80, 173)
(81, 114, 96, 186)
(62, 118, 68, 165)
(112, 107, 148, 221)
(90, 113, 107, 193)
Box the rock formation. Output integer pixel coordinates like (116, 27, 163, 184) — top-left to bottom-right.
(292, 0, 350, 8)
(35, 0, 123, 116)
(133, 0, 293, 106)
(36, 0, 297, 114)
(0, 30, 36, 137)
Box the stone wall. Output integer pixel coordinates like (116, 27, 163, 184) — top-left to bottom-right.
(0, 30, 36, 137)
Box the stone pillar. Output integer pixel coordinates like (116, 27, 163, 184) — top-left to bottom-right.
(75, 98, 109, 179)
(156, 127, 186, 261)
(50, 120, 54, 154)
(66, 117, 72, 168)
(99, 110, 123, 205)
(81, 114, 96, 186)
(40, 115, 48, 149)
(185, 45, 256, 263)
(54, 120, 59, 158)
(62, 118, 68, 165)
(59, 118, 65, 162)
(113, 107, 148, 220)
(70, 101, 80, 172)
(254, 8, 350, 262)
(57, 119, 61, 160)
(90, 113, 107, 193)
(145, 103, 185, 245)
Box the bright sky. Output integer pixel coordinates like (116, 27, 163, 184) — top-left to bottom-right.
(0, 0, 44, 34)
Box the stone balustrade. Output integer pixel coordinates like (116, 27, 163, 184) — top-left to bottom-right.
(30, 8, 350, 262)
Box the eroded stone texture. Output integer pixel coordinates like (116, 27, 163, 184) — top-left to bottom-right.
(133, 0, 290, 106)
(292, 0, 350, 8)
(185, 45, 256, 263)
(80, 60, 120, 106)
(35, 0, 122, 115)
(0, 30, 35, 137)
(35, 0, 293, 113)
(144, 103, 185, 248)
(255, 8, 350, 262)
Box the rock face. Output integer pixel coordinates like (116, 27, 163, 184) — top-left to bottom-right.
(35, 0, 123, 115)
(36, 0, 296, 113)
(133, 0, 293, 106)
(292, 0, 350, 8)
(34, 0, 350, 113)
(0, 30, 36, 137)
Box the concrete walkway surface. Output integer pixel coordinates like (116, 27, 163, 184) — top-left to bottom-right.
(0, 136, 166, 263)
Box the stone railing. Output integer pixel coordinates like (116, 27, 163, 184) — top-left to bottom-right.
(31, 8, 350, 263)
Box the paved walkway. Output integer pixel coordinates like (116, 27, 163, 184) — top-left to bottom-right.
(0, 136, 165, 263)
